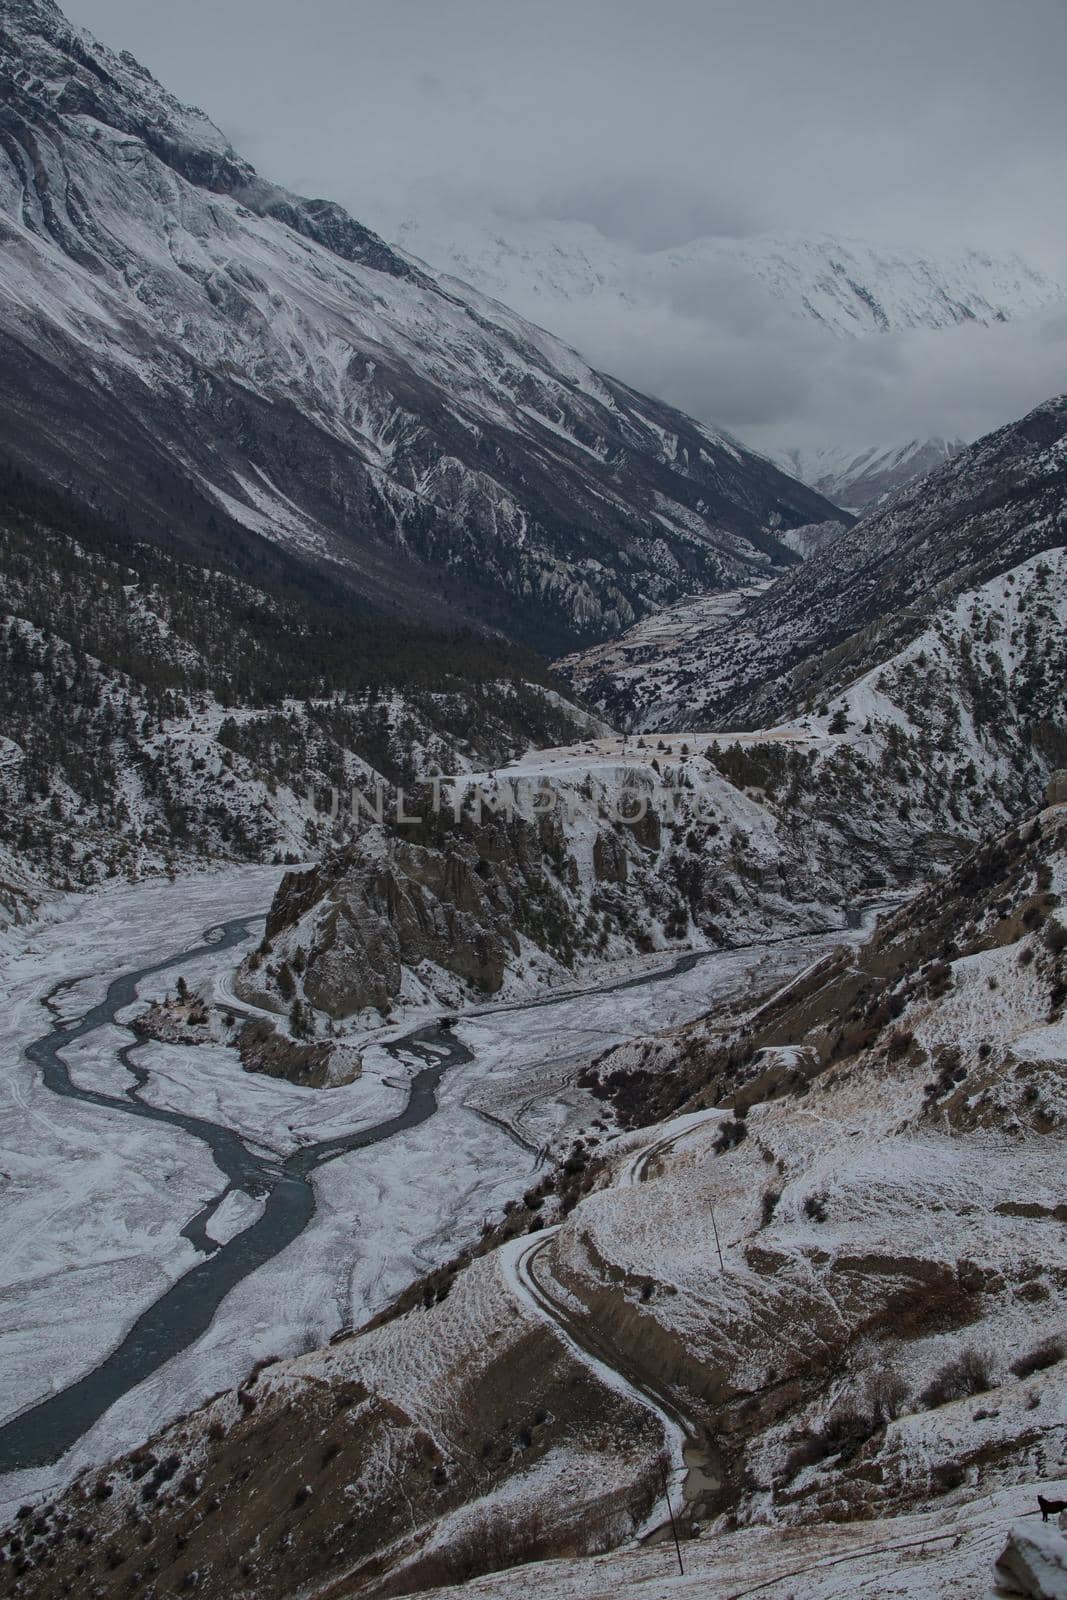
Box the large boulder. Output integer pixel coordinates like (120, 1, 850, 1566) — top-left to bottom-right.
(995, 1521, 1067, 1598)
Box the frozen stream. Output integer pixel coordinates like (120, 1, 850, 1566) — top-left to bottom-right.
(0, 869, 884, 1501)
(0, 913, 474, 1474)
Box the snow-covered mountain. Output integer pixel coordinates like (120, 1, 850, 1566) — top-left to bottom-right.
(0, 0, 842, 655)
(561, 393, 1067, 732)
(371, 210, 1064, 509)
(373, 210, 1064, 341)
(779, 437, 966, 513)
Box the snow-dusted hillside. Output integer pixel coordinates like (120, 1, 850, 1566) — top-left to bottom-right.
(11, 800, 1064, 1599)
(241, 537, 1065, 1035)
(779, 437, 966, 512)
(0, 0, 841, 654)
(562, 393, 1067, 732)
(0, 480, 603, 889)
(374, 212, 1064, 341)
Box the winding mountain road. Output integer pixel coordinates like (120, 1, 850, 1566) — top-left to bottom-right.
(503, 1113, 729, 1538)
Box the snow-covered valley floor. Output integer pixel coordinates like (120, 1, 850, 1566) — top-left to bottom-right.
(0, 869, 878, 1515)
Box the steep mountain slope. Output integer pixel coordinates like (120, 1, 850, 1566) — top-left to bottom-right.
(562, 393, 1067, 731)
(0, 470, 600, 887)
(779, 436, 965, 513)
(8, 801, 1064, 1599)
(0, 0, 840, 655)
(373, 213, 1064, 341)
(562, 803, 1067, 1539)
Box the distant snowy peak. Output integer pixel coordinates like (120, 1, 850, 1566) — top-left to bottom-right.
(700, 234, 1063, 337)
(780, 438, 967, 513)
(371, 211, 1065, 340)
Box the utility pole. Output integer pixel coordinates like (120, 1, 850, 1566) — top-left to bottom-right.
(710, 1202, 727, 1275)
(662, 1465, 684, 1576)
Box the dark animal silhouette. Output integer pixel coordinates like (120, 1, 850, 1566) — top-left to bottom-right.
(1038, 1494, 1067, 1522)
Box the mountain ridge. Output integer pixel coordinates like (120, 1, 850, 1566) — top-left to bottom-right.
(778, 436, 966, 512)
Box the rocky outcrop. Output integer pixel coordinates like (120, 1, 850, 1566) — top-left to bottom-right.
(295, 845, 518, 1018)
(245, 817, 577, 1019)
(995, 1522, 1067, 1599)
(235, 1018, 360, 1088)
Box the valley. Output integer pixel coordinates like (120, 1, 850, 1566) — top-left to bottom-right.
(0, 2, 1065, 1596)
(0, 857, 877, 1516)
(1, 801, 1063, 1599)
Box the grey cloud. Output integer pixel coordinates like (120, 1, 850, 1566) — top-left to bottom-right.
(534, 285, 1067, 459)
(61, 0, 1067, 266)
(59, 0, 1067, 458)
(526, 179, 764, 253)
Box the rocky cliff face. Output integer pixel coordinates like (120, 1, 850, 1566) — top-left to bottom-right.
(243, 823, 558, 1018)
(0, 0, 841, 654)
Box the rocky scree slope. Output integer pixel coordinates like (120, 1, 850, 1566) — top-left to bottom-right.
(6, 805, 1065, 1600)
(0, 0, 840, 654)
(562, 393, 1067, 730)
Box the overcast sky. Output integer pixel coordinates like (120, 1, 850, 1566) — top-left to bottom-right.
(61, 0, 1067, 454)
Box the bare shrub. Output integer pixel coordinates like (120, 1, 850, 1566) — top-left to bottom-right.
(715, 1117, 748, 1154)
(818, 1402, 876, 1462)
(919, 1348, 993, 1409)
(781, 1434, 826, 1478)
(1010, 1335, 1065, 1380)
(867, 1369, 910, 1423)
(392, 1504, 558, 1591)
(780, 1399, 878, 1479)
